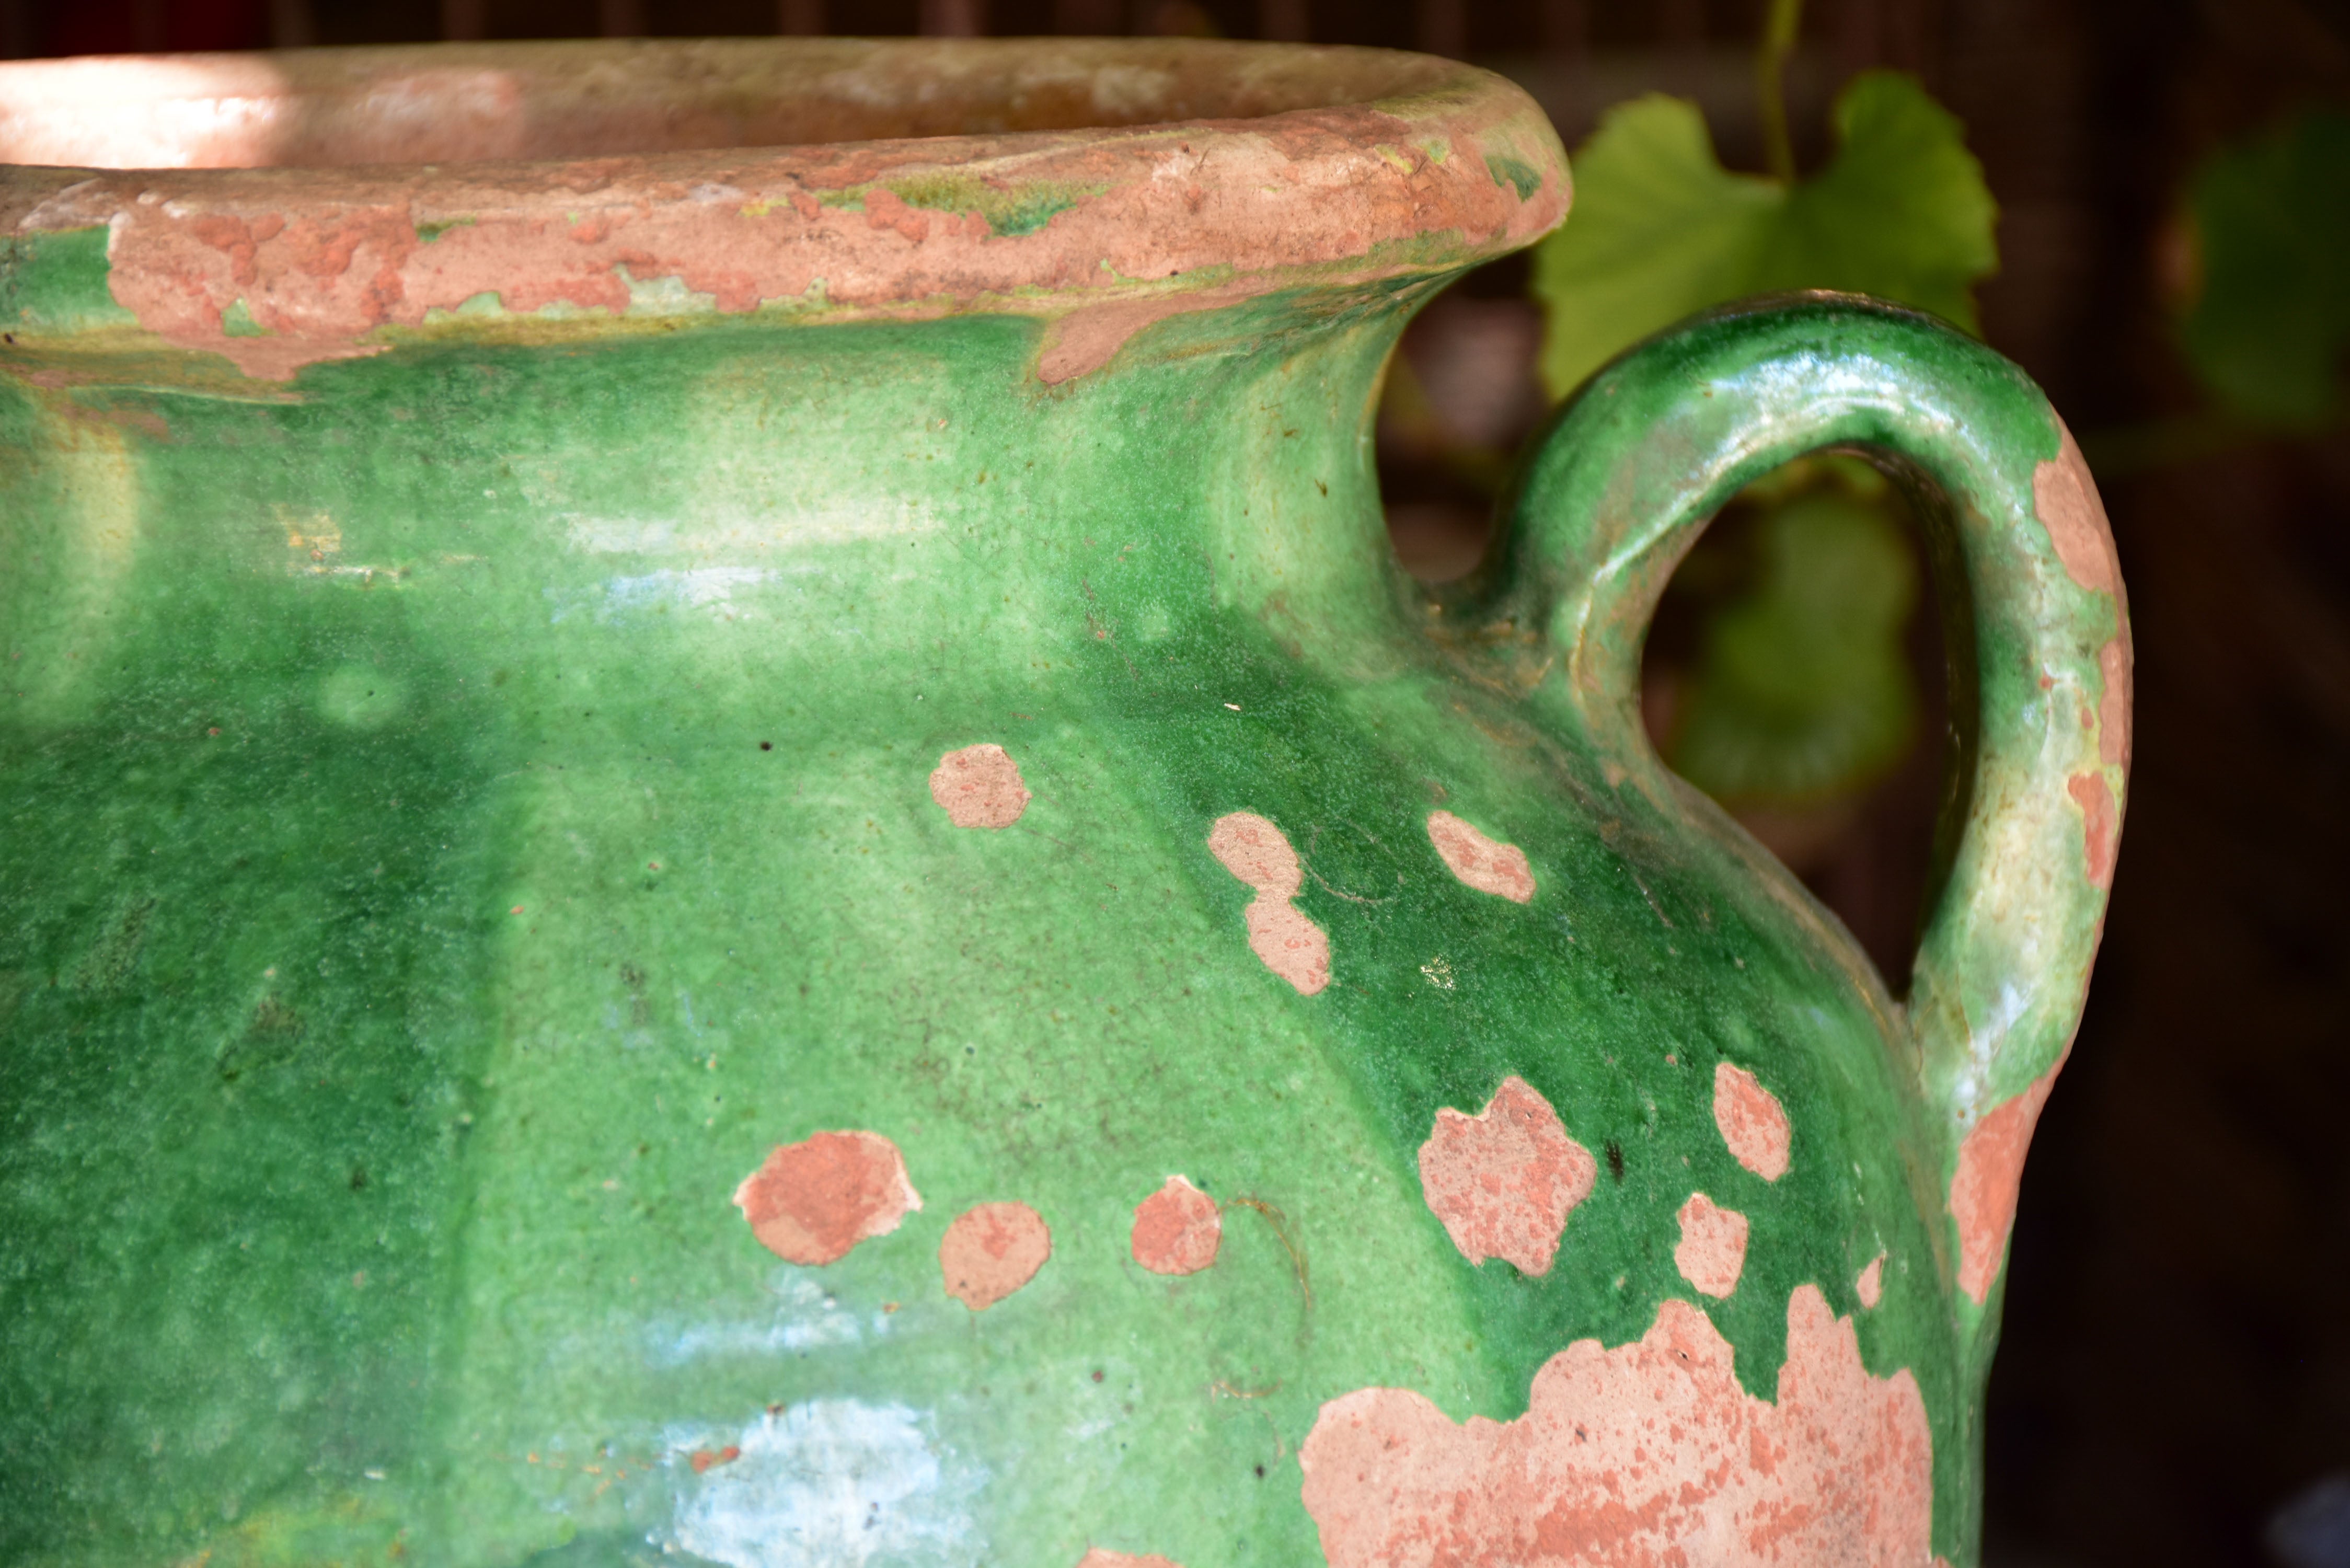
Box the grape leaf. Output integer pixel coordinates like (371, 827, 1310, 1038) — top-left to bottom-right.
(1534, 71, 1999, 400)
(1667, 477, 1921, 804)
(2179, 110, 2350, 427)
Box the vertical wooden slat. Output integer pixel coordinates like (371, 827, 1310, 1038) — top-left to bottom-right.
(0, 0, 34, 57)
(1416, 0, 1465, 57)
(1882, 0, 1944, 86)
(1055, 0, 1124, 32)
(1837, 0, 1882, 73)
(130, 0, 168, 49)
(920, 0, 987, 34)
(1656, 0, 1704, 46)
(600, 0, 643, 36)
(778, 0, 825, 34)
(271, 0, 317, 46)
(442, 0, 487, 41)
(1259, 0, 1308, 41)
(1541, 0, 1588, 62)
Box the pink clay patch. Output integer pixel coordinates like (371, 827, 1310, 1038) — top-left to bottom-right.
(732, 1130, 922, 1266)
(1207, 811, 1329, 995)
(2034, 422, 2122, 597)
(1075, 1552, 1184, 1568)
(929, 743, 1031, 828)
(1711, 1061, 1791, 1181)
(1039, 286, 1266, 385)
(1951, 1060, 2064, 1305)
(940, 1200, 1052, 1310)
(1416, 1076, 1596, 1276)
(2068, 770, 2119, 889)
(1131, 1175, 1222, 1276)
(1241, 897, 1331, 995)
(1298, 1284, 1935, 1568)
(1674, 1192, 1748, 1299)
(1207, 810, 1303, 897)
(1425, 810, 1535, 903)
(2098, 636, 2133, 768)
(1857, 1251, 1886, 1309)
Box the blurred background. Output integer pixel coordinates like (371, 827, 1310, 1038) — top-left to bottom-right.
(3, 2, 2346, 1564)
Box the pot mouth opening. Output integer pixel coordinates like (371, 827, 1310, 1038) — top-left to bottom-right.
(0, 37, 1472, 172)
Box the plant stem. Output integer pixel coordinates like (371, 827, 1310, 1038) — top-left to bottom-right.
(1756, 0, 1802, 183)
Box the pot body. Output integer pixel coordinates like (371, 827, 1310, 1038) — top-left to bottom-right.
(0, 41, 2124, 1568)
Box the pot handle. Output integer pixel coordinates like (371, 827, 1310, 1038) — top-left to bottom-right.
(1492, 294, 2129, 1322)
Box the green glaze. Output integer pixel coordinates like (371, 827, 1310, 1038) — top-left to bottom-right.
(0, 44, 2123, 1568)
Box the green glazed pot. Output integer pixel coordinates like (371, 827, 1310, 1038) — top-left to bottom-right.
(0, 39, 2127, 1568)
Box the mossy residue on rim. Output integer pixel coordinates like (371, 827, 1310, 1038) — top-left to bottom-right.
(885, 173, 1110, 236)
(780, 175, 1106, 236)
(1485, 152, 1544, 201)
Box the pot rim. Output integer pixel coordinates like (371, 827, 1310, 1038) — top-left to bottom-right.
(0, 38, 1570, 384)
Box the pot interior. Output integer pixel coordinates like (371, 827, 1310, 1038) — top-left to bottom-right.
(0, 38, 1460, 171)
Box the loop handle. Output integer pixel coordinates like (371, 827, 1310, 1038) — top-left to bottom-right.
(1492, 294, 2129, 1322)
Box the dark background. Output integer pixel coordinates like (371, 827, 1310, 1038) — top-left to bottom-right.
(5, 3, 2347, 1564)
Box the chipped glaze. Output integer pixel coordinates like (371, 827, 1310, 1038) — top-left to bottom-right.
(1424, 809, 1535, 902)
(2097, 637, 2132, 769)
(1672, 1192, 1750, 1299)
(939, 1200, 1052, 1310)
(1949, 1056, 2064, 1306)
(732, 1130, 922, 1267)
(930, 741, 1031, 828)
(1077, 1551, 1185, 1568)
(1131, 1175, 1222, 1277)
(2033, 423, 2122, 598)
(1415, 1075, 1596, 1276)
(1, 42, 2118, 1565)
(2067, 771, 2120, 888)
(1208, 810, 1331, 995)
(1298, 1286, 1934, 1568)
(1711, 1060, 1791, 1181)
(1858, 1251, 1887, 1309)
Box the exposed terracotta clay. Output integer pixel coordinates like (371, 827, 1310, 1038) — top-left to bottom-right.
(929, 742, 1031, 828)
(1857, 1251, 1885, 1309)
(1076, 1551, 1183, 1568)
(1208, 810, 1303, 898)
(2098, 635, 2132, 769)
(1424, 810, 1535, 903)
(1951, 1060, 2062, 1306)
(1298, 1284, 1934, 1568)
(1416, 1075, 1595, 1276)
(1131, 1174, 1221, 1276)
(732, 1129, 923, 1267)
(940, 1200, 1052, 1310)
(2067, 770, 2118, 889)
(1038, 285, 1264, 385)
(1710, 1061, 1791, 1182)
(1242, 898, 1332, 995)
(1673, 1192, 1748, 1298)
(1208, 811, 1329, 996)
(2032, 422, 2121, 598)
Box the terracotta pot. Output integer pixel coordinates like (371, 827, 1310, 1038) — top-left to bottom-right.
(0, 39, 2126, 1568)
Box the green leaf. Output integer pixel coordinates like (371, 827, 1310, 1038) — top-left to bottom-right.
(1534, 71, 1998, 400)
(2178, 110, 2350, 427)
(1666, 475, 1921, 804)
